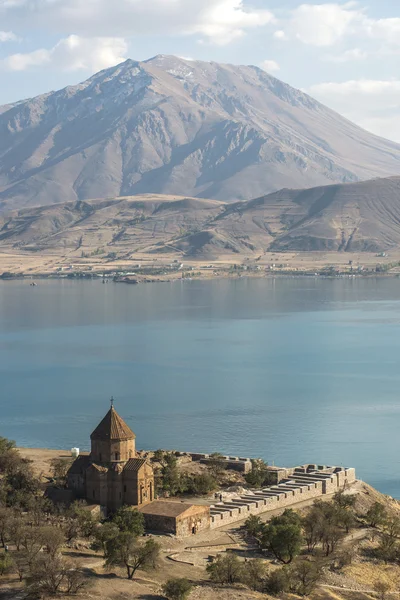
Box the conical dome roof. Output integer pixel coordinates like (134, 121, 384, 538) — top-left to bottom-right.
(90, 406, 136, 441)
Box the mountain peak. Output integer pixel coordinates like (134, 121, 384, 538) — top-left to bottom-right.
(0, 56, 399, 211)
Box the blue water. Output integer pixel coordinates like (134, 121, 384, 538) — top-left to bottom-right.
(1, 277, 400, 497)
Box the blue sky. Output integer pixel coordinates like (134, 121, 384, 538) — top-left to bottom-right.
(0, 0, 399, 141)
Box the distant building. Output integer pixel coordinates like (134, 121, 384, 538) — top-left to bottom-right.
(67, 402, 154, 514)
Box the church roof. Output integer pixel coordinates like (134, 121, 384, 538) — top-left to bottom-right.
(90, 406, 136, 441)
(123, 458, 146, 472)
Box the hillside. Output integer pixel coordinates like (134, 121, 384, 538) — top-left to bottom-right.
(0, 56, 400, 210)
(1, 177, 400, 258)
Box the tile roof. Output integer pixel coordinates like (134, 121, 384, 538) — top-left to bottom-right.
(123, 458, 146, 472)
(68, 455, 91, 475)
(90, 406, 136, 441)
(139, 500, 207, 518)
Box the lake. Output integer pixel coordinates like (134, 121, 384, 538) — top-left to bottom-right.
(1, 276, 400, 497)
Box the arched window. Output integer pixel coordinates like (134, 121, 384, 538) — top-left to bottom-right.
(115, 452, 120, 461)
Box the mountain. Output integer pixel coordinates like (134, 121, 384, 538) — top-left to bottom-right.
(0, 55, 400, 211)
(1, 177, 400, 257)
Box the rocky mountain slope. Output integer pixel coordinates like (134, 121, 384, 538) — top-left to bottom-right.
(1, 55, 400, 211)
(1, 177, 400, 256)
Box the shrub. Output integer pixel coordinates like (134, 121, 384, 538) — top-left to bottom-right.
(162, 577, 193, 600)
(206, 553, 244, 584)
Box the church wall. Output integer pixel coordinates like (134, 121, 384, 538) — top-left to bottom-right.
(123, 464, 154, 507)
(176, 506, 210, 537)
(91, 438, 135, 463)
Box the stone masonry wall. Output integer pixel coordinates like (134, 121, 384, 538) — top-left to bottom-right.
(210, 466, 356, 530)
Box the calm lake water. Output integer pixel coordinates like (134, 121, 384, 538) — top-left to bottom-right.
(1, 277, 400, 496)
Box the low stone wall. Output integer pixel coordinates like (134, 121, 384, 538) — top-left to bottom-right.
(189, 453, 252, 473)
(210, 466, 356, 529)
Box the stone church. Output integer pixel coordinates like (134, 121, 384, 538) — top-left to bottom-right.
(67, 402, 154, 513)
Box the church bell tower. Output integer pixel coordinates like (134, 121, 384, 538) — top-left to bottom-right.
(90, 398, 136, 464)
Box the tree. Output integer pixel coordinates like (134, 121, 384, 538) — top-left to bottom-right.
(287, 559, 321, 596)
(50, 458, 73, 486)
(321, 524, 343, 556)
(0, 553, 14, 576)
(206, 552, 244, 584)
(64, 561, 89, 595)
(208, 453, 225, 477)
(245, 459, 272, 488)
(366, 502, 387, 528)
(186, 473, 216, 495)
(161, 453, 181, 496)
(376, 517, 400, 563)
(112, 507, 145, 536)
(333, 490, 356, 509)
(39, 526, 65, 558)
(13, 552, 29, 582)
(21, 526, 44, 566)
(105, 533, 160, 580)
(27, 555, 66, 596)
(0, 507, 11, 547)
(302, 510, 324, 553)
(241, 558, 267, 592)
(162, 578, 193, 600)
(92, 522, 119, 555)
(260, 510, 303, 564)
(245, 515, 264, 539)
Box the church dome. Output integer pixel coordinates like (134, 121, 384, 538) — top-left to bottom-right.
(90, 405, 136, 441)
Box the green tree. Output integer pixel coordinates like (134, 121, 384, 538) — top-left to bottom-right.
(162, 577, 193, 600)
(186, 473, 216, 495)
(287, 559, 321, 596)
(245, 459, 272, 488)
(112, 507, 145, 536)
(105, 533, 160, 580)
(92, 522, 119, 555)
(245, 515, 264, 539)
(206, 553, 244, 584)
(333, 490, 356, 509)
(366, 502, 387, 528)
(241, 558, 267, 592)
(0, 553, 14, 576)
(260, 510, 303, 564)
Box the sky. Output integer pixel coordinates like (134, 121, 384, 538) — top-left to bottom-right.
(0, 0, 399, 142)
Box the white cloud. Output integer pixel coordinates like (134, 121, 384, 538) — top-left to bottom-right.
(2, 35, 128, 72)
(324, 48, 368, 63)
(280, 3, 400, 53)
(0, 30, 18, 42)
(260, 59, 280, 73)
(308, 80, 400, 142)
(0, 0, 275, 45)
(284, 3, 363, 47)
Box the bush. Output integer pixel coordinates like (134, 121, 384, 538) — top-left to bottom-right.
(186, 473, 216, 495)
(206, 553, 244, 584)
(162, 577, 193, 600)
(264, 568, 289, 596)
(240, 558, 267, 591)
(245, 459, 272, 488)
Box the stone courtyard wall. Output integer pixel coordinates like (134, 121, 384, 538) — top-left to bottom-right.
(210, 466, 356, 529)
